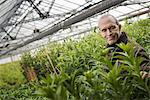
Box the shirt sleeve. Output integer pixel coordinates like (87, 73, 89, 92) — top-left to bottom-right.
(134, 47, 150, 71)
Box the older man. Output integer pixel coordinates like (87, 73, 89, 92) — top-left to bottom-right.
(98, 14, 150, 79)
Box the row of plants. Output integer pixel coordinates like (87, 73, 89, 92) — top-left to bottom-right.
(35, 43, 150, 99)
(20, 32, 106, 80)
(20, 37, 149, 99)
(0, 61, 48, 100)
(0, 61, 25, 87)
(0, 83, 48, 100)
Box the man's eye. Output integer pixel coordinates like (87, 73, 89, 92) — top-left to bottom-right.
(102, 29, 107, 32)
(110, 26, 116, 30)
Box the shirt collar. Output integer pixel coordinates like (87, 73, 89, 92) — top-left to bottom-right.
(107, 32, 128, 48)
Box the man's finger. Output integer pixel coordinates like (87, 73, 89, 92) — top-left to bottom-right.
(140, 71, 150, 79)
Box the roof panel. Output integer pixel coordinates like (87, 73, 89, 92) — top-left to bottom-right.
(0, 0, 23, 27)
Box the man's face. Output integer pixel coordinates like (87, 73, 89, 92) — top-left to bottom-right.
(98, 16, 121, 45)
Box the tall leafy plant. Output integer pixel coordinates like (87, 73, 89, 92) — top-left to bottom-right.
(123, 18, 150, 52)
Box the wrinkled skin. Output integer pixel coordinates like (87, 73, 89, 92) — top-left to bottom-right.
(98, 16, 121, 45)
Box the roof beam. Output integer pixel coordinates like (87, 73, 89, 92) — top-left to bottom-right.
(27, 0, 45, 18)
(119, 9, 150, 21)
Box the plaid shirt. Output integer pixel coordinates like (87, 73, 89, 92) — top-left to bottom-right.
(106, 32, 150, 71)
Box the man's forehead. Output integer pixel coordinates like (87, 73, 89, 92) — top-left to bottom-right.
(99, 16, 116, 25)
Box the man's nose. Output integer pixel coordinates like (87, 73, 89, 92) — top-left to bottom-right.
(106, 29, 112, 36)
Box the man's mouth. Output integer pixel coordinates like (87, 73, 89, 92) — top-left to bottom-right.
(107, 36, 115, 41)
(108, 37, 113, 41)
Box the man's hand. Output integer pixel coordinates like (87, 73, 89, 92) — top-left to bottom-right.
(140, 71, 150, 79)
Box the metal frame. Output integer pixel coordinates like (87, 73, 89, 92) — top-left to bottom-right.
(0, 0, 150, 58)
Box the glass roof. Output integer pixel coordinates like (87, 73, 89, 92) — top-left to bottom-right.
(0, 0, 150, 58)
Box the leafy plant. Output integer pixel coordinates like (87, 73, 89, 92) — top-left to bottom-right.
(123, 18, 150, 52)
(0, 83, 48, 100)
(0, 61, 25, 87)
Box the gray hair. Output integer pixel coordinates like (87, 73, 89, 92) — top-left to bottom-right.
(99, 14, 119, 25)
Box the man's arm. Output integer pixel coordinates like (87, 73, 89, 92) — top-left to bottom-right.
(135, 46, 150, 79)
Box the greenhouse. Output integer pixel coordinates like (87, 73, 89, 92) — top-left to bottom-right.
(0, 0, 150, 99)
